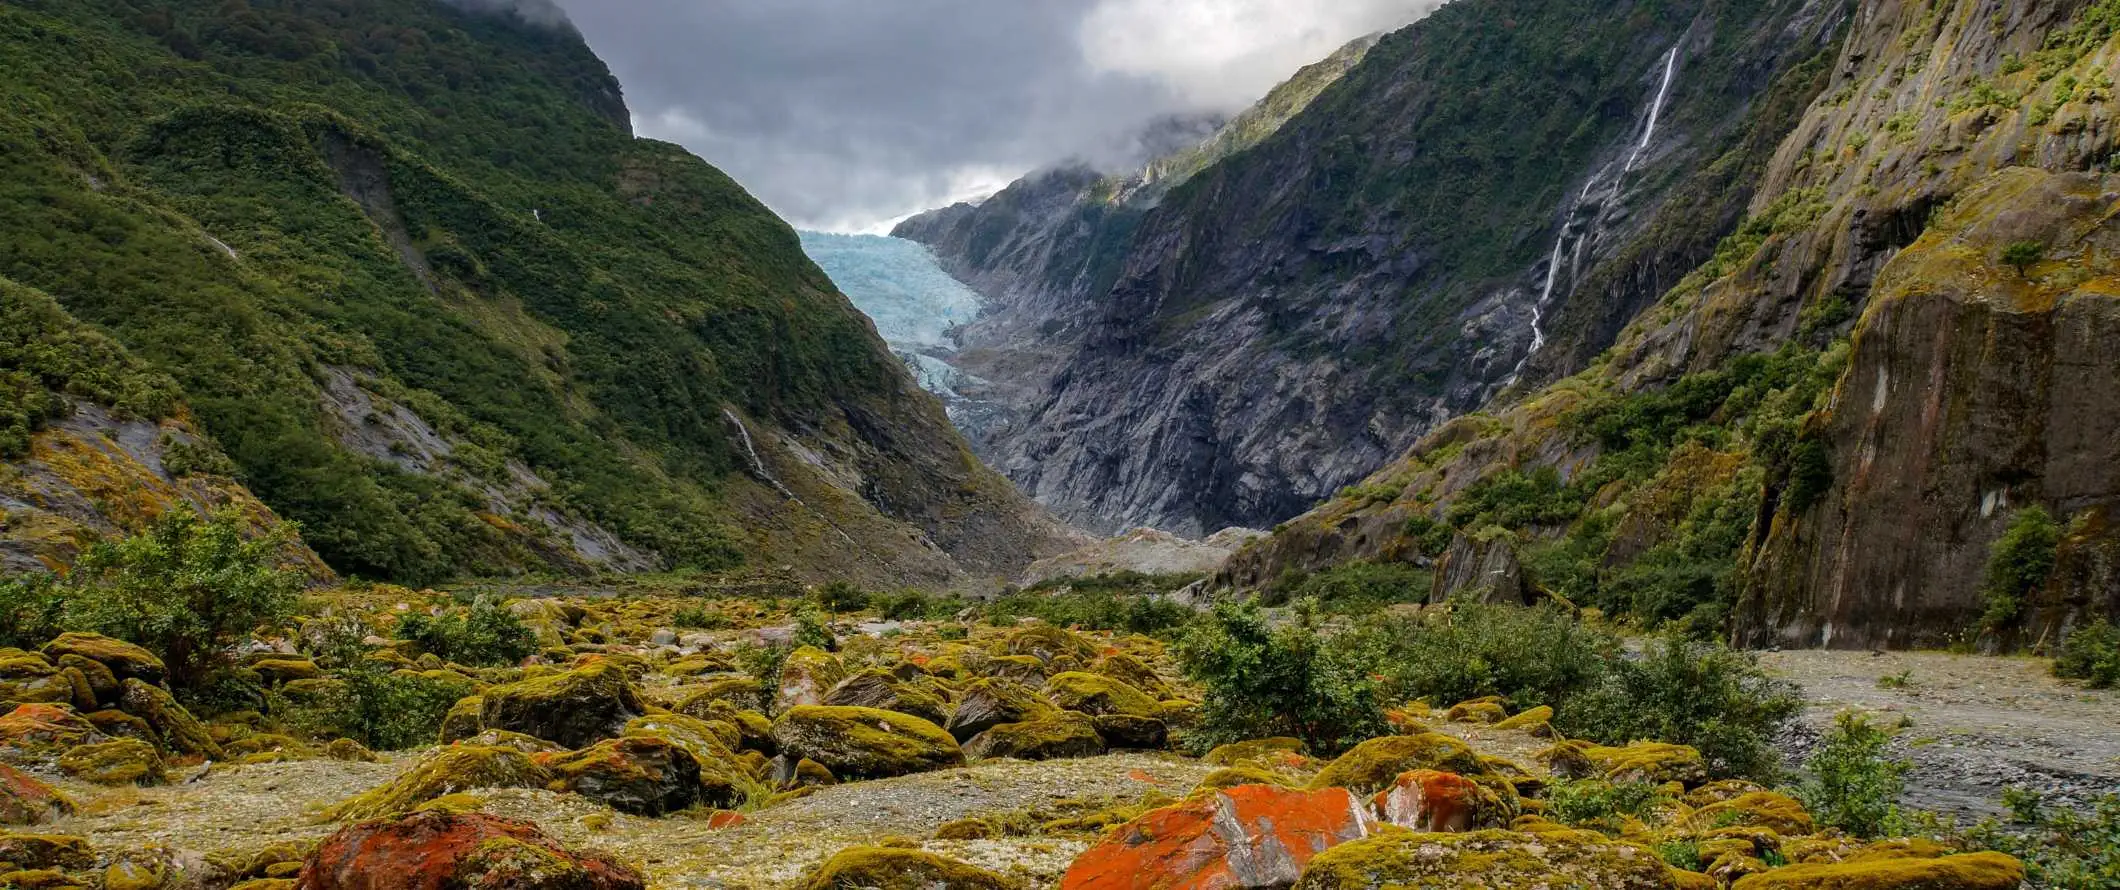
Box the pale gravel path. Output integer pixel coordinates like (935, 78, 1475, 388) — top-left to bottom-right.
(1759, 649, 2120, 819)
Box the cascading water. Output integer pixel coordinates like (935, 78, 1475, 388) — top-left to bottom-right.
(1501, 41, 1684, 388)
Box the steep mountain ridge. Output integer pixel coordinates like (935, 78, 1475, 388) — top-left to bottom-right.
(902, 0, 1847, 537)
(0, 0, 1067, 586)
(1226, 0, 2120, 649)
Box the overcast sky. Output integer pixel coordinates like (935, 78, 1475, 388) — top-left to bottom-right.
(552, 1, 1436, 233)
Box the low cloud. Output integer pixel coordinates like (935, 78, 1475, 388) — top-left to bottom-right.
(442, 0, 574, 30)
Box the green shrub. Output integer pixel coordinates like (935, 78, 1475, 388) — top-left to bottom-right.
(0, 510, 302, 686)
(300, 618, 468, 750)
(1796, 711, 1909, 838)
(393, 596, 535, 667)
(815, 581, 869, 614)
(1544, 779, 1670, 834)
(982, 587, 1190, 636)
(735, 642, 791, 687)
(1981, 507, 2063, 633)
(1942, 790, 2120, 890)
(793, 605, 837, 651)
(671, 605, 728, 630)
(2053, 618, 2120, 688)
(1557, 636, 1800, 782)
(1357, 603, 1618, 712)
(1175, 599, 1387, 755)
(1262, 561, 1430, 613)
(876, 590, 954, 621)
(2002, 240, 2046, 277)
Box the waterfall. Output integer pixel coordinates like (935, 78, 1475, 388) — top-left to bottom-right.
(1501, 41, 1684, 389)
(722, 408, 800, 503)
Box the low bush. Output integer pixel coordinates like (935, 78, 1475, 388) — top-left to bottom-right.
(2053, 618, 2120, 689)
(393, 596, 535, 667)
(982, 588, 1190, 636)
(1942, 790, 2120, 890)
(1357, 603, 1617, 711)
(300, 619, 465, 750)
(1796, 711, 1909, 838)
(814, 581, 870, 614)
(1261, 561, 1430, 613)
(671, 604, 729, 630)
(1556, 636, 1801, 782)
(1545, 779, 1670, 834)
(1176, 599, 1386, 755)
(1980, 507, 2062, 634)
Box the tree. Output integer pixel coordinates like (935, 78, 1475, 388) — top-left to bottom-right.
(1176, 599, 1386, 755)
(2001, 240, 2046, 278)
(1980, 506, 2063, 634)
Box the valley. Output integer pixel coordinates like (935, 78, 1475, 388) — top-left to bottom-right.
(0, 0, 2116, 888)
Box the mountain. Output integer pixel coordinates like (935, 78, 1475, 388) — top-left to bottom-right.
(898, 2, 1845, 536)
(0, 0, 1068, 586)
(1225, 0, 2120, 649)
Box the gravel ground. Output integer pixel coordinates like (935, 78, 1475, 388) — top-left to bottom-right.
(1759, 649, 2120, 820)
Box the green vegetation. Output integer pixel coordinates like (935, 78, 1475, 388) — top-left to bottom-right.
(983, 578, 1194, 636)
(0, 0, 933, 584)
(2003, 240, 2048, 277)
(814, 581, 870, 614)
(303, 617, 467, 750)
(1796, 712, 1909, 838)
(393, 596, 536, 667)
(1176, 600, 1388, 755)
(0, 510, 301, 686)
(1980, 507, 2063, 634)
(1559, 636, 1800, 781)
(1356, 603, 1614, 712)
(1262, 561, 1431, 613)
(1545, 779, 1670, 834)
(2053, 618, 2120, 688)
(1958, 791, 2120, 889)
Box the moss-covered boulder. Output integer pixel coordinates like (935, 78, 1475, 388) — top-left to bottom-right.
(822, 669, 949, 725)
(0, 704, 98, 756)
(770, 706, 963, 779)
(57, 739, 162, 786)
(1044, 672, 1159, 718)
(543, 736, 704, 817)
(437, 696, 485, 745)
(622, 715, 753, 807)
(328, 746, 551, 821)
(1193, 766, 1292, 793)
(1062, 785, 1374, 890)
(1090, 653, 1170, 698)
(1542, 740, 1709, 786)
(945, 679, 1059, 742)
(1203, 737, 1306, 767)
(1491, 705, 1554, 732)
(1686, 791, 1814, 837)
(1443, 698, 1509, 724)
(1728, 850, 2024, 889)
(298, 810, 643, 890)
(675, 675, 767, 715)
(41, 634, 163, 686)
(1000, 624, 1097, 663)
(774, 646, 846, 713)
(249, 659, 321, 685)
(800, 847, 1020, 890)
(0, 833, 95, 871)
(1292, 825, 1702, 889)
(117, 679, 220, 759)
(0, 764, 71, 826)
(980, 655, 1050, 684)
(0, 655, 76, 708)
(52, 657, 117, 708)
(1372, 770, 1509, 832)
(1089, 714, 1167, 750)
(478, 662, 643, 749)
(964, 713, 1105, 761)
(1308, 734, 1485, 797)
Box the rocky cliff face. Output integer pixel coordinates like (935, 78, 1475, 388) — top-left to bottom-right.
(901, 0, 1846, 537)
(1226, 0, 2120, 649)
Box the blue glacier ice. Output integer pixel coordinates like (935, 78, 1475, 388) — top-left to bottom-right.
(798, 231, 987, 407)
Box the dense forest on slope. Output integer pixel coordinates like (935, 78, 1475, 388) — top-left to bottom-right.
(0, 0, 1060, 585)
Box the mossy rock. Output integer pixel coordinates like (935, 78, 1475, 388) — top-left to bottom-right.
(1443, 699, 1509, 724)
(1043, 672, 1159, 718)
(1727, 850, 2024, 889)
(1543, 740, 1708, 786)
(979, 655, 1050, 684)
(622, 714, 753, 807)
(0, 764, 71, 827)
(52, 657, 117, 708)
(41, 634, 163, 686)
(438, 695, 485, 744)
(1194, 766, 1291, 793)
(945, 679, 1059, 742)
(770, 706, 963, 779)
(324, 738, 377, 763)
(964, 713, 1105, 761)
(328, 746, 552, 821)
(1308, 734, 1485, 797)
(1090, 714, 1168, 750)
(1293, 826, 1701, 889)
(57, 739, 163, 786)
(249, 659, 321, 685)
(456, 730, 562, 754)
(1090, 653, 1170, 697)
(799, 847, 1021, 890)
(1203, 737, 1306, 767)
(998, 624, 1097, 663)
(775, 646, 847, 712)
(543, 736, 705, 816)
(665, 653, 735, 677)
(0, 704, 98, 755)
(1686, 791, 1815, 837)
(676, 675, 768, 715)
(479, 662, 644, 749)
(116, 680, 221, 759)
(1491, 705, 1554, 732)
(821, 669, 949, 725)
(0, 833, 94, 870)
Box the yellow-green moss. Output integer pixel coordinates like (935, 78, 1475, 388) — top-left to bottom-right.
(56, 739, 161, 786)
(1292, 826, 1696, 889)
(1309, 733, 1485, 796)
(326, 745, 550, 820)
(1043, 672, 1159, 718)
(1728, 851, 2023, 889)
(800, 847, 1022, 890)
(1203, 737, 1305, 766)
(769, 706, 963, 779)
(1491, 705, 1555, 732)
(1194, 766, 1292, 793)
(963, 713, 1104, 762)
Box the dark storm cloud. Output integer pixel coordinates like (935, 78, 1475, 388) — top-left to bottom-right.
(552, 1, 1434, 231)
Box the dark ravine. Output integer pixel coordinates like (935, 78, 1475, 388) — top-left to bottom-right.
(900, 0, 1848, 538)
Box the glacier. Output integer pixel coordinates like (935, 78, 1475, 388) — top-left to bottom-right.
(799, 231, 987, 413)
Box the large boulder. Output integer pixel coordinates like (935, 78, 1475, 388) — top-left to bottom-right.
(0, 763, 72, 825)
(1090, 714, 1168, 750)
(58, 739, 163, 786)
(117, 679, 221, 759)
(964, 713, 1105, 761)
(295, 810, 642, 890)
(1308, 734, 1485, 797)
(478, 663, 643, 749)
(0, 704, 98, 756)
(944, 679, 1058, 742)
(674, 676, 767, 715)
(1372, 770, 1508, 832)
(1541, 740, 1708, 786)
(774, 647, 846, 713)
(770, 706, 963, 779)
(1060, 785, 1374, 890)
(1044, 672, 1159, 718)
(822, 669, 949, 725)
(0, 653, 79, 707)
(1728, 846, 2023, 890)
(1292, 825, 1704, 889)
(328, 747, 551, 821)
(999, 625, 1096, 663)
(41, 635, 163, 686)
(800, 847, 1020, 890)
(543, 737, 703, 817)
(622, 716, 751, 808)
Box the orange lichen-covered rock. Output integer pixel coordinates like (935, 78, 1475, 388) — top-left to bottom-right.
(0, 704, 97, 754)
(1059, 784, 1375, 890)
(0, 763, 73, 825)
(295, 810, 642, 890)
(1371, 770, 1506, 832)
